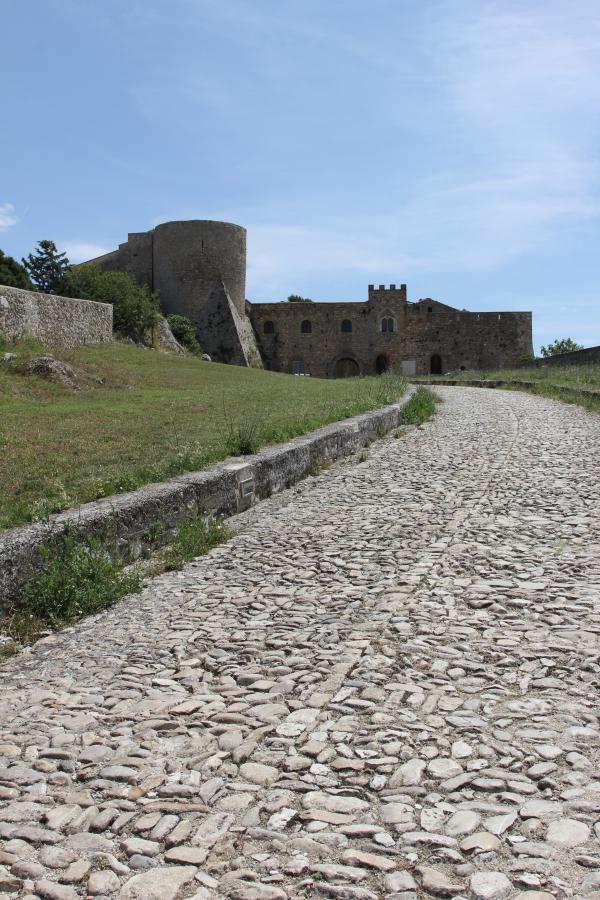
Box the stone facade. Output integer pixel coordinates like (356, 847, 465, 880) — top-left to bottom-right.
(87, 220, 262, 367)
(250, 285, 533, 377)
(86, 220, 533, 376)
(0, 285, 112, 348)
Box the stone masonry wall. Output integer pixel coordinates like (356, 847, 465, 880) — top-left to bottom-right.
(249, 289, 533, 377)
(531, 345, 600, 368)
(0, 285, 113, 348)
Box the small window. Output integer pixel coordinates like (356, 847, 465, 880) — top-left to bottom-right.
(428, 306, 433, 313)
(381, 316, 395, 333)
(264, 320, 274, 334)
(341, 319, 352, 333)
(301, 319, 312, 334)
(292, 360, 304, 375)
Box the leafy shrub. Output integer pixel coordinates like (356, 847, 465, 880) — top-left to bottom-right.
(166, 314, 203, 354)
(22, 528, 141, 628)
(60, 265, 158, 339)
(0, 249, 33, 289)
(287, 294, 313, 303)
(540, 338, 584, 357)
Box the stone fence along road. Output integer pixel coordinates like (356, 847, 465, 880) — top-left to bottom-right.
(1, 386, 599, 900)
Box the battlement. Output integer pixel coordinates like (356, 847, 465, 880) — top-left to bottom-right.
(368, 283, 407, 303)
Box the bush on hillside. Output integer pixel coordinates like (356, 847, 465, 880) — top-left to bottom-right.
(60, 265, 159, 339)
(0, 249, 34, 290)
(166, 313, 203, 354)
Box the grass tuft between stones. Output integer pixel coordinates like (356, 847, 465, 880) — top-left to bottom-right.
(162, 517, 233, 571)
(400, 387, 441, 425)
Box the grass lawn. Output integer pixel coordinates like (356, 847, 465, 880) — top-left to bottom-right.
(414, 365, 600, 413)
(0, 340, 406, 530)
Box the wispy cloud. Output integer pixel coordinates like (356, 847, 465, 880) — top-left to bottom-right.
(0, 203, 18, 231)
(63, 242, 110, 263)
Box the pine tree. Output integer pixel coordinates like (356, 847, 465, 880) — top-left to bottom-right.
(0, 249, 33, 289)
(22, 240, 70, 294)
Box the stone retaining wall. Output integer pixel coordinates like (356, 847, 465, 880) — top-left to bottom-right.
(0, 393, 413, 610)
(413, 378, 600, 401)
(530, 345, 600, 367)
(0, 285, 112, 348)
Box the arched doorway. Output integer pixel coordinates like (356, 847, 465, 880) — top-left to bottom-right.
(335, 358, 360, 378)
(430, 353, 442, 375)
(376, 354, 389, 374)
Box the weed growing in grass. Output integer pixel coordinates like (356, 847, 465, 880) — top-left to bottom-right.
(220, 399, 262, 456)
(400, 387, 440, 425)
(163, 516, 232, 571)
(372, 371, 408, 407)
(28, 481, 77, 522)
(224, 420, 262, 456)
(21, 528, 141, 629)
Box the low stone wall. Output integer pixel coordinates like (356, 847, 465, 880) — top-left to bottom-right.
(530, 346, 600, 367)
(0, 392, 414, 610)
(0, 285, 112, 348)
(413, 378, 600, 401)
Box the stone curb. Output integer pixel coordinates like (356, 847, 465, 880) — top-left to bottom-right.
(0, 391, 414, 610)
(411, 378, 600, 401)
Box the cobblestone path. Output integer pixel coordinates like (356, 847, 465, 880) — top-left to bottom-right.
(1, 387, 599, 900)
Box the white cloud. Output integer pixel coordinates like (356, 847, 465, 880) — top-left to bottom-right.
(0, 203, 18, 231)
(63, 242, 110, 263)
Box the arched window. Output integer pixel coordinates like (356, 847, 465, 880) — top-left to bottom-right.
(264, 320, 274, 334)
(301, 320, 312, 334)
(341, 319, 352, 333)
(381, 316, 395, 333)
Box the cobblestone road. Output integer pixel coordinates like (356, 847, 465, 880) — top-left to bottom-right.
(1, 387, 599, 900)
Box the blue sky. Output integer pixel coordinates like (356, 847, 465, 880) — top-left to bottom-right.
(2, 0, 599, 352)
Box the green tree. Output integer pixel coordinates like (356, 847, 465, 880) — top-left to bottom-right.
(0, 249, 33, 289)
(287, 294, 313, 303)
(540, 337, 584, 357)
(166, 314, 203, 354)
(22, 240, 70, 294)
(60, 265, 158, 339)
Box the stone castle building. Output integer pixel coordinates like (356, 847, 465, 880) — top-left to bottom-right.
(87, 219, 533, 376)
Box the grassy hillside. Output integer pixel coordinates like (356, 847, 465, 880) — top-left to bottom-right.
(0, 340, 406, 530)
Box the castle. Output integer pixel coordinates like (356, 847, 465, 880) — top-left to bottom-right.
(87, 219, 533, 376)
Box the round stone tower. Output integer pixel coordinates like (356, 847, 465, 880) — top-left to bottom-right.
(152, 220, 247, 321)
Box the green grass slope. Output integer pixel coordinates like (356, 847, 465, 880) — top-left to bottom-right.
(0, 340, 406, 530)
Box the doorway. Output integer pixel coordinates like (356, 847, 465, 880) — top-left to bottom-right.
(335, 358, 360, 378)
(430, 353, 442, 375)
(375, 354, 389, 374)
